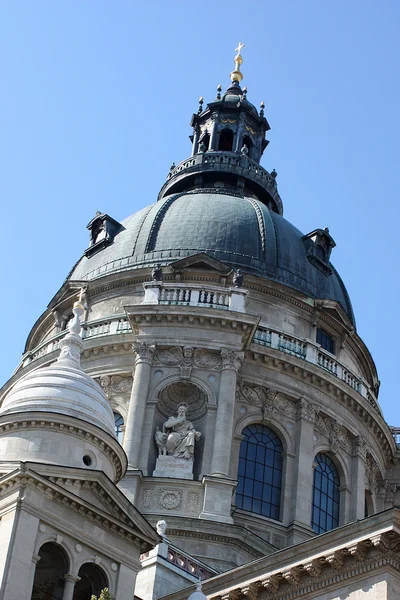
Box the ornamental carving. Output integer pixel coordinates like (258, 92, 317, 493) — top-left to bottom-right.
(221, 348, 244, 372)
(153, 346, 222, 375)
(236, 381, 297, 420)
(365, 454, 381, 495)
(297, 397, 316, 423)
(97, 374, 133, 398)
(185, 491, 201, 514)
(314, 413, 352, 454)
(352, 436, 368, 461)
(133, 342, 156, 363)
(159, 489, 183, 510)
(377, 479, 398, 502)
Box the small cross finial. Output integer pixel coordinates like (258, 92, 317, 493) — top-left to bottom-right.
(230, 42, 245, 84)
(235, 42, 245, 56)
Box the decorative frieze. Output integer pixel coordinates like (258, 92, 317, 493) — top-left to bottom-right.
(97, 374, 133, 398)
(139, 485, 202, 516)
(153, 346, 222, 374)
(314, 413, 353, 454)
(236, 381, 297, 420)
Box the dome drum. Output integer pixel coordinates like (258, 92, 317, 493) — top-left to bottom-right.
(158, 151, 282, 214)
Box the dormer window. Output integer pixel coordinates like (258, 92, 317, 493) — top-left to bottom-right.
(317, 327, 336, 355)
(302, 227, 336, 276)
(84, 212, 122, 258)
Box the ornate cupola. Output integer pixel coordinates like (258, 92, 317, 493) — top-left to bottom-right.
(158, 44, 282, 215)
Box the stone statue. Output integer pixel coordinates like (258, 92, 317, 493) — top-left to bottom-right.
(152, 263, 162, 281)
(155, 403, 201, 460)
(233, 268, 244, 287)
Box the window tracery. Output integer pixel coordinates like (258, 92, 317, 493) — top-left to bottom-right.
(311, 453, 340, 533)
(236, 424, 283, 520)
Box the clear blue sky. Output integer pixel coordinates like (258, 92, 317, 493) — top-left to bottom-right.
(1, 1, 399, 424)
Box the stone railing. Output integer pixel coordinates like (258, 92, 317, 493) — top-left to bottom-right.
(15, 316, 132, 372)
(142, 282, 247, 313)
(253, 326, 380, 411)
(161, 150, 283, 215)
(390, 428, 400, 450)
(166, 544, 217, 580)
(15, 313, 379, 415)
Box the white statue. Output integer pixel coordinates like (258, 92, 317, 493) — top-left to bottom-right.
(155, 403, 201, 460)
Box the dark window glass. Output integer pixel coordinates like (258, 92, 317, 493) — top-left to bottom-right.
(236, 424, 283, 520)
(218, 128, 234, 151)
(316, 328, 336, 355)
(114, 412, 124, 443)
(311, 453, 340, 534)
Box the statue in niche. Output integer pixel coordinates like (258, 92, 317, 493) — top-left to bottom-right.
(155, 403, 201, 460)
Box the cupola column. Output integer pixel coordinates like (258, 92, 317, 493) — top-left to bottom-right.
(210, 349, 244, 477)
(287, 398, 316, 544)
(209, 113, 219, 151)
(123, 342, 156, 469)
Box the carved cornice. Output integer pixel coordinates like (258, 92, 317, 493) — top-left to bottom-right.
(208, 531, 400, 600)
(247, 349, 393, 462)
(0, 468, 155, 550)
(0, 416, 125, 480)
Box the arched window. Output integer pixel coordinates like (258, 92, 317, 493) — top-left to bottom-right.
(73, 563, 108, 600)
(236, 424, 283, 520)
(218, 128, 234, 152)
(31, 542, 69, 599)
(114, 412, 124, 443)
(242, 135, 253, 158)
(311, 453, 340, 534)
(199, 132, 210, 151)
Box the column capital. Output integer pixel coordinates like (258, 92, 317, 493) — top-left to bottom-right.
(132, 342, 156, 365)
(220, 348, 244, 372)
(64, 573, 80, 584)
(297, 397, 316, 423)
(352, 435, 368, 461)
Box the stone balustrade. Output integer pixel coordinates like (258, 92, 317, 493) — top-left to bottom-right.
(165, 544, 217, 580)
(253, 326, 380, 410)
(390, 427, 400, 450)
(15, 311, 379, 414)
(142, 282, 247, 313)
(16, 316, 132, 372)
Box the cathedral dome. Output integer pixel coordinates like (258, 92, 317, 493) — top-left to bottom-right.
(69, 190, 354, 323)
(0, 360, 115, 436)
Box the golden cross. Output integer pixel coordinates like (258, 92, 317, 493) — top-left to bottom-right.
(235, 42, 245, 55)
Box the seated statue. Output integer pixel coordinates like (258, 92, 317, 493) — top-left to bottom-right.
(155, 403, 201, 460)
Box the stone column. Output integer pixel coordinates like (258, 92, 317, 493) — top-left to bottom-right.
(350, 436, 367, 521)
(210, 349, 244, 477)
(62, 574, 80, 600)
(287, 397, 316, 545)
(123, 342, 156, 469)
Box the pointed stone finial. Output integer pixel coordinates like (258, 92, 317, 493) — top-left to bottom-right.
(198, 97, 204, 114)
(216, 84, 222, 100)
(260, 101, 265, 117)
(230, 42, 245, 83)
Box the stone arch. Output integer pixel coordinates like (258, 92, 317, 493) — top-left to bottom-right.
(34, 534, 74, 573)
(72, 561, 110, 600)
(31, 541, 70, 600)
(235, 413, 294, 455)
(312, 443, 350, 489)
(148, 373, 217, 414)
